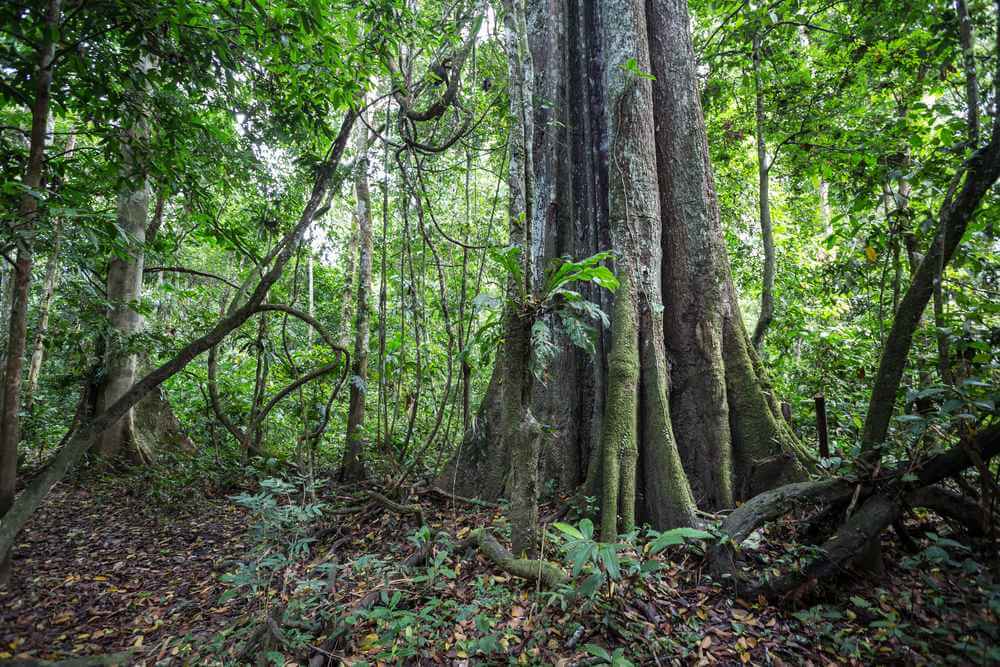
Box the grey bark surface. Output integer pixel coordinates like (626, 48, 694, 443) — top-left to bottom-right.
(95, 117, 150, 459)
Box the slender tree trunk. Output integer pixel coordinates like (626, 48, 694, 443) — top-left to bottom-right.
(94, 151, 149, 457)
(935, 0, 981, 386)
(23, 219, 62, 410)
(957, 0, 980, 147)
(0, 0, 60, 587)
(94, 57, 156, 460)
(340, 115, 374, 482)
(751, 32, 775, 351)
(338, 217, 358, 349)
(24, 130, 75, 410)
(501, 0, 541, 557)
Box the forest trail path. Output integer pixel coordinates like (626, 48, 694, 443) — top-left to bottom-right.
(0, 483, 250, 664)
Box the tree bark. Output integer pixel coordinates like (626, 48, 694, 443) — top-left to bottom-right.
(650, 0, 809, 505)
(601, 0, 698, 537)
(338, 215, 358, 349)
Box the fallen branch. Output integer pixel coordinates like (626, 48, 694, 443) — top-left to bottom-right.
(709, 479, 853, 577)
(750, 494, 900, 600)
(423, 484, 500, 508)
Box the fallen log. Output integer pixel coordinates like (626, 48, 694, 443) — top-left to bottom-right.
(714, 423, 1000, 597)
(709, 479, 853, 577)
(908, 484, 990, 536)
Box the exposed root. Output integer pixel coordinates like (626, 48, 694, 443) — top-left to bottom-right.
(460, 528, 567, 588)
(367, 490, 425, 526)
(422, 484, 500, 508)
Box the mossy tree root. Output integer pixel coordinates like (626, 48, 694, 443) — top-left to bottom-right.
(461, 528, 567, 588)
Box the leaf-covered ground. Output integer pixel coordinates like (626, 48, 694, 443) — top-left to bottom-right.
(1, 475, 997, 665)
(0, 480, 252, 663)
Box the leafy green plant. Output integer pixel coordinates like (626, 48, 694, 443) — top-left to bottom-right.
(645, 526, 714, 555)
(584, 643, 635, 667)
(487, 248, 620, 380)
(552, 518, 630, 599)
(220, 477, 325, 603)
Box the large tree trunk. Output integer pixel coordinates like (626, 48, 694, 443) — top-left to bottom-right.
(340, 116, 374, 482)
(649, 0, 809, 503)
(0, 0, 60, 587)
(445, 0, 809, 534)
(600, 0, 696, 537)
(441, 0, 610, 502)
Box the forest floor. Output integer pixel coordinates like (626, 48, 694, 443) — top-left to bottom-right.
(1, 470, 998, 666)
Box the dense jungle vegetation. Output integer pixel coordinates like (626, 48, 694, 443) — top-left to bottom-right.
(0, 0, 999, 664)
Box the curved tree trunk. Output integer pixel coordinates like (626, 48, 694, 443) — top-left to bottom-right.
(0, 111, 358, 571)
